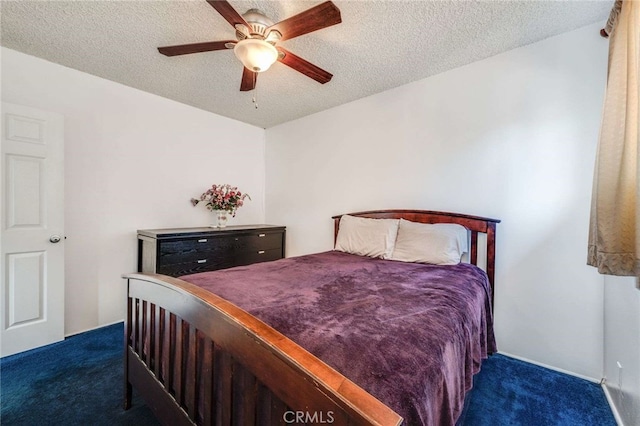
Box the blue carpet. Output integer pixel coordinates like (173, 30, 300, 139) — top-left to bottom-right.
(457, 354, 616, 426)
(0, 322, 158, 426)
(1, 323, 615, 425)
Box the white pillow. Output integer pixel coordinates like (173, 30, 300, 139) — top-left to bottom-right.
(334, 215, 400, 259)
(390, 219, 468, 265)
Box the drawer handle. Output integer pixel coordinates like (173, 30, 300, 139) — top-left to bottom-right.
(197, 259, 207, 264)
(198, 239, 207, 243)
(258, 250, 265, 254)
(258, 234, 266, 237)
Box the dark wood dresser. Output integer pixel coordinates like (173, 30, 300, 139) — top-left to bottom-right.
(137, 225, 286, 277)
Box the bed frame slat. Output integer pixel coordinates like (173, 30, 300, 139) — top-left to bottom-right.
(215, 347, 233, 425)
(232, 360, 257, 424)
(152, 304, 160, 377)
(271, 395, 288, 425)
(142, 301, 149, 365)
(124, 296, 133, 409)
(486, 222, 497, 306)
(162, 311, 171, 387)
(133, 299, 139, 353)
(470, 231, 478, 265)
(174, 316, 183, 404)
(199, 334, 213, 425)
(255, 383, 270, 425)
(185, 325, 197, 420)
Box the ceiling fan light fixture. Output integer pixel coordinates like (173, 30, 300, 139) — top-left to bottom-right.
(233, 39, 278, 73)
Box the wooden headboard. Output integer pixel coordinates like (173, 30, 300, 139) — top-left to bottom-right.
(332, 209, 501, 303)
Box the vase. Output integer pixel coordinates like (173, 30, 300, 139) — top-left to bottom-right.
(211, 210, 229, 228)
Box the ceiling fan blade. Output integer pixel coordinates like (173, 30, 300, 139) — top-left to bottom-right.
(266, 1, 341, 41)
(206, 0, 251, 30)
(158, 40, 234, 56)
(240, 67, 257, 91)
(277, 47, 332, 84)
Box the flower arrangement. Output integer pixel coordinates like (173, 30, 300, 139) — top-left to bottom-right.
(191, 184, 250, 217)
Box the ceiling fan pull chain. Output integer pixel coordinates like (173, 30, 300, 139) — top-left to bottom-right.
(252, 86, 259, 109)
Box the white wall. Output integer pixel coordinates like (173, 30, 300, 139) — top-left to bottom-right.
(603, 276, 640, 425)
(1, 48, 266, 336)
(266, 24, 607, 379)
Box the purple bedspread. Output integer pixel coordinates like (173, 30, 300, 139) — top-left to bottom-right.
(181, 251, 496, 425)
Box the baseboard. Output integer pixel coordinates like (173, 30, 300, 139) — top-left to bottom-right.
(602, 382, 625, 426)
(497, 351, 600, 383)
(64, 320, 124, 338)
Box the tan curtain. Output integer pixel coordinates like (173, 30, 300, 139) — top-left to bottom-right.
(588, 0, 640, 276)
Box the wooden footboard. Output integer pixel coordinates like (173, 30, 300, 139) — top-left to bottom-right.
(123, 273, 402, 426)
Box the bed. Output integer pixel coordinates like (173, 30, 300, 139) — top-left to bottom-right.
(123, 210, 500, 425)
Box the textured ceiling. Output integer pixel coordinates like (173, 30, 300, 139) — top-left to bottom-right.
(1, 1, 611, 128)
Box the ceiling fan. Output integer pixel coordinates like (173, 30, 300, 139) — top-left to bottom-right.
(158, 0, 342, 92)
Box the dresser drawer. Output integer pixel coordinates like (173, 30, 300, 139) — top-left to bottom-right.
(158, 232, 283, 266)
(214, 231, 283, 252)
(157, 256, 238, 277)
(243, 232, 283, 250)
(237, 247, 283, 266)
(158, 237, 237, 265)
(157, 261, 208, 277)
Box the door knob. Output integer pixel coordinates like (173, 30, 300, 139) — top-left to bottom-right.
(49, 235, 61, 243)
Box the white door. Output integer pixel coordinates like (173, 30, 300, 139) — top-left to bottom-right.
(0, 103, 64, 357)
